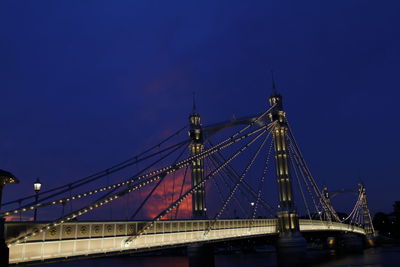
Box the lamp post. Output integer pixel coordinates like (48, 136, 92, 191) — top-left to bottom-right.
(0, 169, 19, 267)
(33, 178, 41, 221)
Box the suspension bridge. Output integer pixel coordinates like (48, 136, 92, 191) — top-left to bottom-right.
(0, 85, 375, 266)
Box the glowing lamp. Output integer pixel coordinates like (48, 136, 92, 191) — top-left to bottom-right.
(34, 178, 42, 192)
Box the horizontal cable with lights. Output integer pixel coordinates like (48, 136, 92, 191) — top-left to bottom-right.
(209, 149, 276, 215)
(251, 138, 274, 223)
(123, 127, 268, 246)
(205, 156, 248, 217)
(1, 126, 188, 208)
(129, 143, 188, 220)
(1, 141, 188, 217)
(286, 124, 340, 222)
(204, 128, 272, 236)
(7, 122, 274, 245)
(288, 142, 324, 220)
(288, 148, 313, 220)
(3, 121, 274, 217)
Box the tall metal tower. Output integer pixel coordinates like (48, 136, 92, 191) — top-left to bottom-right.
(268, 85, 300, 236)
(188, 100, 207, 219)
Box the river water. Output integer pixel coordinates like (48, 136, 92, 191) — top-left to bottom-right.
(37, 247, 400, 267)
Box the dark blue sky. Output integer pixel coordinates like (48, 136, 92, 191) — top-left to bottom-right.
(1, 1, 400, 216)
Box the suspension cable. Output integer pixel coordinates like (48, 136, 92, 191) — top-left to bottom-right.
(205, 156, 248, 218)
(288, 148, 312, 220)
(129, 143, 187, 219)
(288, 143, 323, 220)
(123, 127, 268, 246)
(286, 129, 339, 221)
(1, 126, 188, 208)
(251, 139, 274, 221)
(205, 129, 271, 236)
(1, 141, 188, 217)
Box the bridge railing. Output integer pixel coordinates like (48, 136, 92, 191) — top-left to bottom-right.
(6, 219, 366, 264)
(6, 219, 278, 264)
(5, 219, 278, 244)
(299, 219, 365, 235)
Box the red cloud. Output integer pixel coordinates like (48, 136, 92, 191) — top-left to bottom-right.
(5, 215, 33, 222)
(139, 168, 192, 219)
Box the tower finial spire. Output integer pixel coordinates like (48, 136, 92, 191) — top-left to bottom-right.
(271, 70, 277, 94)
(192, 92, 197, 113)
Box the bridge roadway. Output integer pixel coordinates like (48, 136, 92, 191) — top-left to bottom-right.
(5, 219, 365, 264)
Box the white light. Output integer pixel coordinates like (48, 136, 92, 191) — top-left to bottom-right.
(34, 178, 42, 192)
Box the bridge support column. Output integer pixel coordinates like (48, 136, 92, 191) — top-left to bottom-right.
(187, 244, 214, 267)
(0, 217, 9, 267)
(269, 89, 306, 266)
(327, 236, 336, 249)
(188, 103, 207, 219)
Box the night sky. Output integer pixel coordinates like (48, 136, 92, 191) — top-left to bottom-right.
(1, 1, 400, 219)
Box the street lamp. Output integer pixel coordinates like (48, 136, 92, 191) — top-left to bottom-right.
(33, 178, 42, 221)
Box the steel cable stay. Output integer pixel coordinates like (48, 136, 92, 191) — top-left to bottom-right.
(123, 127, 268, 246)
(1, 141, 188, 218)
(7, 171, 174, 245)
(251, 138, 274, 222)
(288, 133, 365, 225)
(287, 129, 364, 224)
(7, 120, 272, 245)
(288, 148, 313, 221)
(4, 139, 189, 213)
(350, 203, 362, 225)
(129, 142, 188, 220)
(4, 106, 273, 212)
(286, 125, 340, 221)
(94, 140, 188, 206)
(174, 165, 189, 219)
(204, 129, 272, 236)
(210, 153, 275, 216)
(204, 157, 245, 217)
(286, 136, 331, 218)
(205, 156, 248, 218)
(2, 122, 270, 217)
(209, 153, 254, 208)
(342, 192, 363, 223)
(1, 126, 188, 208)
(287, 143, 324, 221)
(207, 126, 277, 217)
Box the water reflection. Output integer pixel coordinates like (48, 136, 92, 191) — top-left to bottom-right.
(39, 247, 400, 267)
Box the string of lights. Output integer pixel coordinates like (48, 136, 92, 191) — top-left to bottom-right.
(286, 127, 340, 221)
(288, 147, 312, 220)
(206, 156, 248, 217)
(251, 138, 274, 221)
(287, 143, 324, 220)
(1, 141, 188, 217)
(1, 126, 188, 208)
(204, 130, 272, 236)
(10, 118, 273, 246)
(123, 127, 268, 246)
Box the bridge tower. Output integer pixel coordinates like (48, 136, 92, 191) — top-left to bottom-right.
(268, 78, 306, 265)
(188, 98, 207, 219)
(268, 85, 300, 236)
(359, 183, 375, 243)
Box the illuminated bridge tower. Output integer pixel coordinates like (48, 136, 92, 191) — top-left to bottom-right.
(188, 101, 207, 219)
(269, 91, 300, 235)
(268, 79, 305, 264)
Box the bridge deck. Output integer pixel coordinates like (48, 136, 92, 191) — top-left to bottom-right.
(5, 219, 365, 264)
